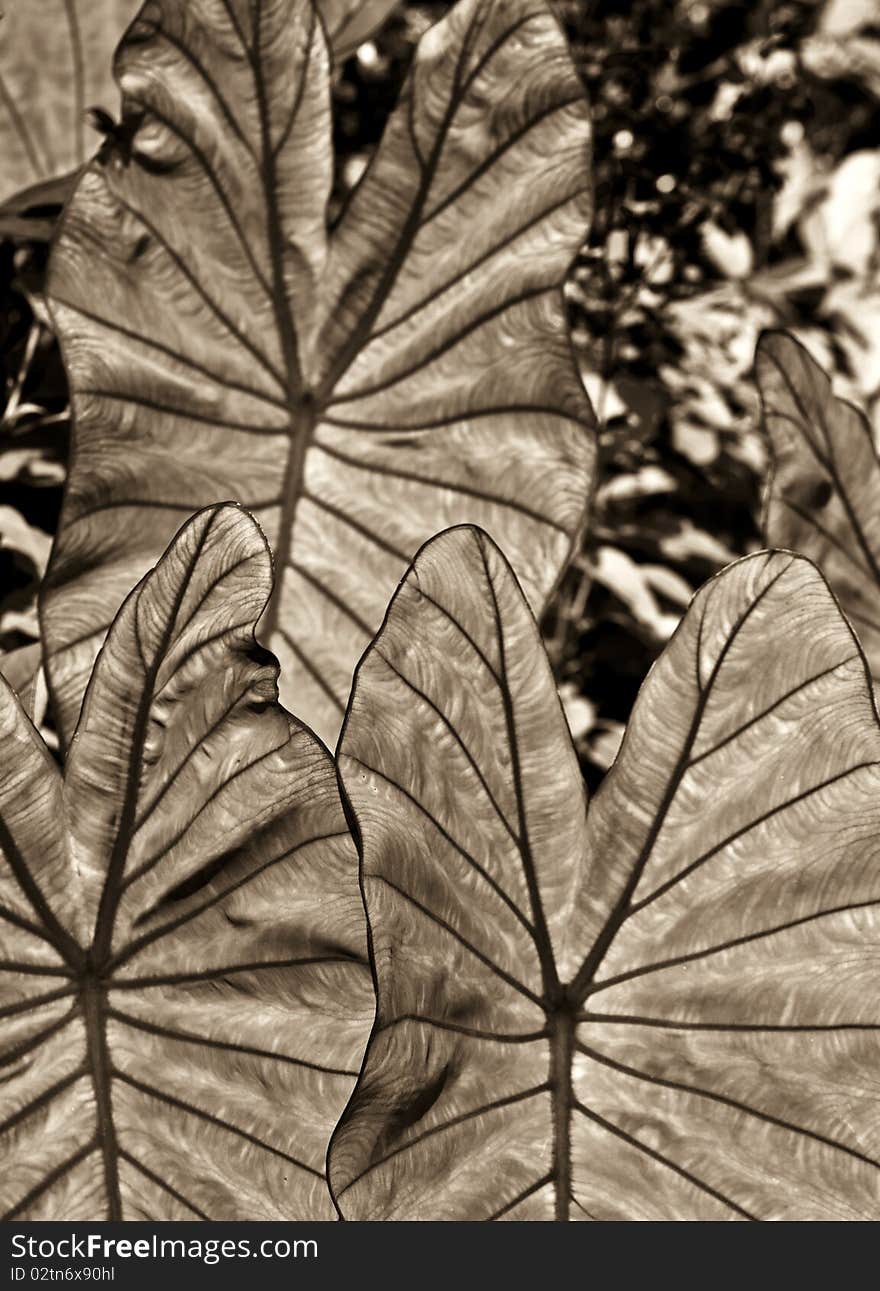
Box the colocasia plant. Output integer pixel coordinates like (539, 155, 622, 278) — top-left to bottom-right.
(0, 0, 401, 226)
(756, 330, 880, 682)
(40, 0, 595, 750)
(2, 504, 372, 1219)
(330, 526, 880, 1220)
(3, 0, 880, 1222)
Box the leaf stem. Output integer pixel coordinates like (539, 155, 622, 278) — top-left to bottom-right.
(81, 976, 121, 1219)
(549, 1006, 574, 1221)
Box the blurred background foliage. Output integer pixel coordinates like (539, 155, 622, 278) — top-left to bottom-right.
(1, 0, 879, 777)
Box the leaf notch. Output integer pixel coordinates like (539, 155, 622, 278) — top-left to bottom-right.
(331, 523, 880, 1220)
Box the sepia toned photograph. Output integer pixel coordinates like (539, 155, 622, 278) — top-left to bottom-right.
(1, 0, 879, 1231)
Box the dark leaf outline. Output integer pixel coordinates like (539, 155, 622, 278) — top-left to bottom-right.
(319, 0, 400, 62)
(757, 329, 880, 674)
(330, 524, 880, 1220)
(0, 0, 139, 209)
(43, 0, 595, 750)
(1, 503, 372, 1220)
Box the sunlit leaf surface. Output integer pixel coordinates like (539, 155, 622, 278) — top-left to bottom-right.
(1, 504, 371, 1220)
(758, 329, 880, 677)
(44, 0, 595, 748)
(332, 525, 880, 1219)
(0, 0, 402, 221)
(0, 0, 138, 209)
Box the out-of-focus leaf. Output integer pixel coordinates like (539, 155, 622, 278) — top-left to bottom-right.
(578, 371, 626, 425)
(799, 151, 880, 279)
(320, 0, 400, 61)
(699, 221, 753, 280)
(640, 563, 693, 609)
(0, 505, 53, 671)
(656, 519, 739, 568)
(1, 503, 371, 1220)
(0, 639, 45, 723)
(820, 0, 876, 35)
(771, 137, 821, 243)
(748, 257, 828, 305)
(558, 682, 595, 742)
(590, 545, 679, 641)
(0, 0, 404, 221)
(0, 214, 58, 242)
(0, 2, 139, 209)
(0, 506, 52, 576)
(736, 43, 797, 87)
(0, 434, 67, 487)
(44, 0, 595, 750)
(633, 234, 674, 285)
(331, 525, 880, 1219)
(0, 171, 81, 219)
(802, 34, 880, 100)
(663, 286, 773, 465)
(671, 422, 719, 467)
(757, 330, 880, 676)
(823, 279, 880, 397)
(0, 608, 39, 640)
(597, 467, 677, 505)
(584, 719, 624, 772)
(0, 169, 82, 241)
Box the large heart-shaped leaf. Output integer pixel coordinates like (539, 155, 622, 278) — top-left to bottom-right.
(2, 503, 372, 1220)
(43, 0, 594, 750)
(331, 525, 880, 1219)
(0, 0, 138, 211)
(757, 329, 880, 677)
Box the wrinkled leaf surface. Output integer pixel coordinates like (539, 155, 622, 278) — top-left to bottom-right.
(332, 525, 880, 1219)
(44, 0, 594, 748)
(0, 0, 138, 209)
(0, 0, 402, 221)
(757, 329, 880, 675)
(2, 503, 371, 1220)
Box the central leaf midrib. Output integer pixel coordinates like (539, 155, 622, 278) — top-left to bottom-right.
(549, 1009, 574, 1221)
(314, 3, 505, 404)
(250, 0, 314, 639)
(568, 560, 792, 1004)
(478, 531, 579, 1221)
(543, 564, 796, 1219)
(81, 979, 121, 1219)
(83, 519, 221, 1217)
(91, 522, 216, 962)
(264, 4, 515, 637)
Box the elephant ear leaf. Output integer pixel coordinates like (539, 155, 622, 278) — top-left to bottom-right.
(0, 0, 400, 226)
(1, 503, 372, 1221)
(332, 525, 880, 1220)
(44, 0, 595, 750)
(0, 0, 138, 213)
(757, 329, 880, 676)
(319, 0, 400, 61)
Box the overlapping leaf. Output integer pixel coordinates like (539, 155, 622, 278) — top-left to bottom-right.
(331, 525, 880, 1220)
(0, 640, 44, 723)
(0, 0, 138, 214)
(320, 0, 400, 61)
(0, 0, 400, 228)
(44, 0, 595, 750)
(757, 329, 880, 676)
(1, 503, 372, 1220)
